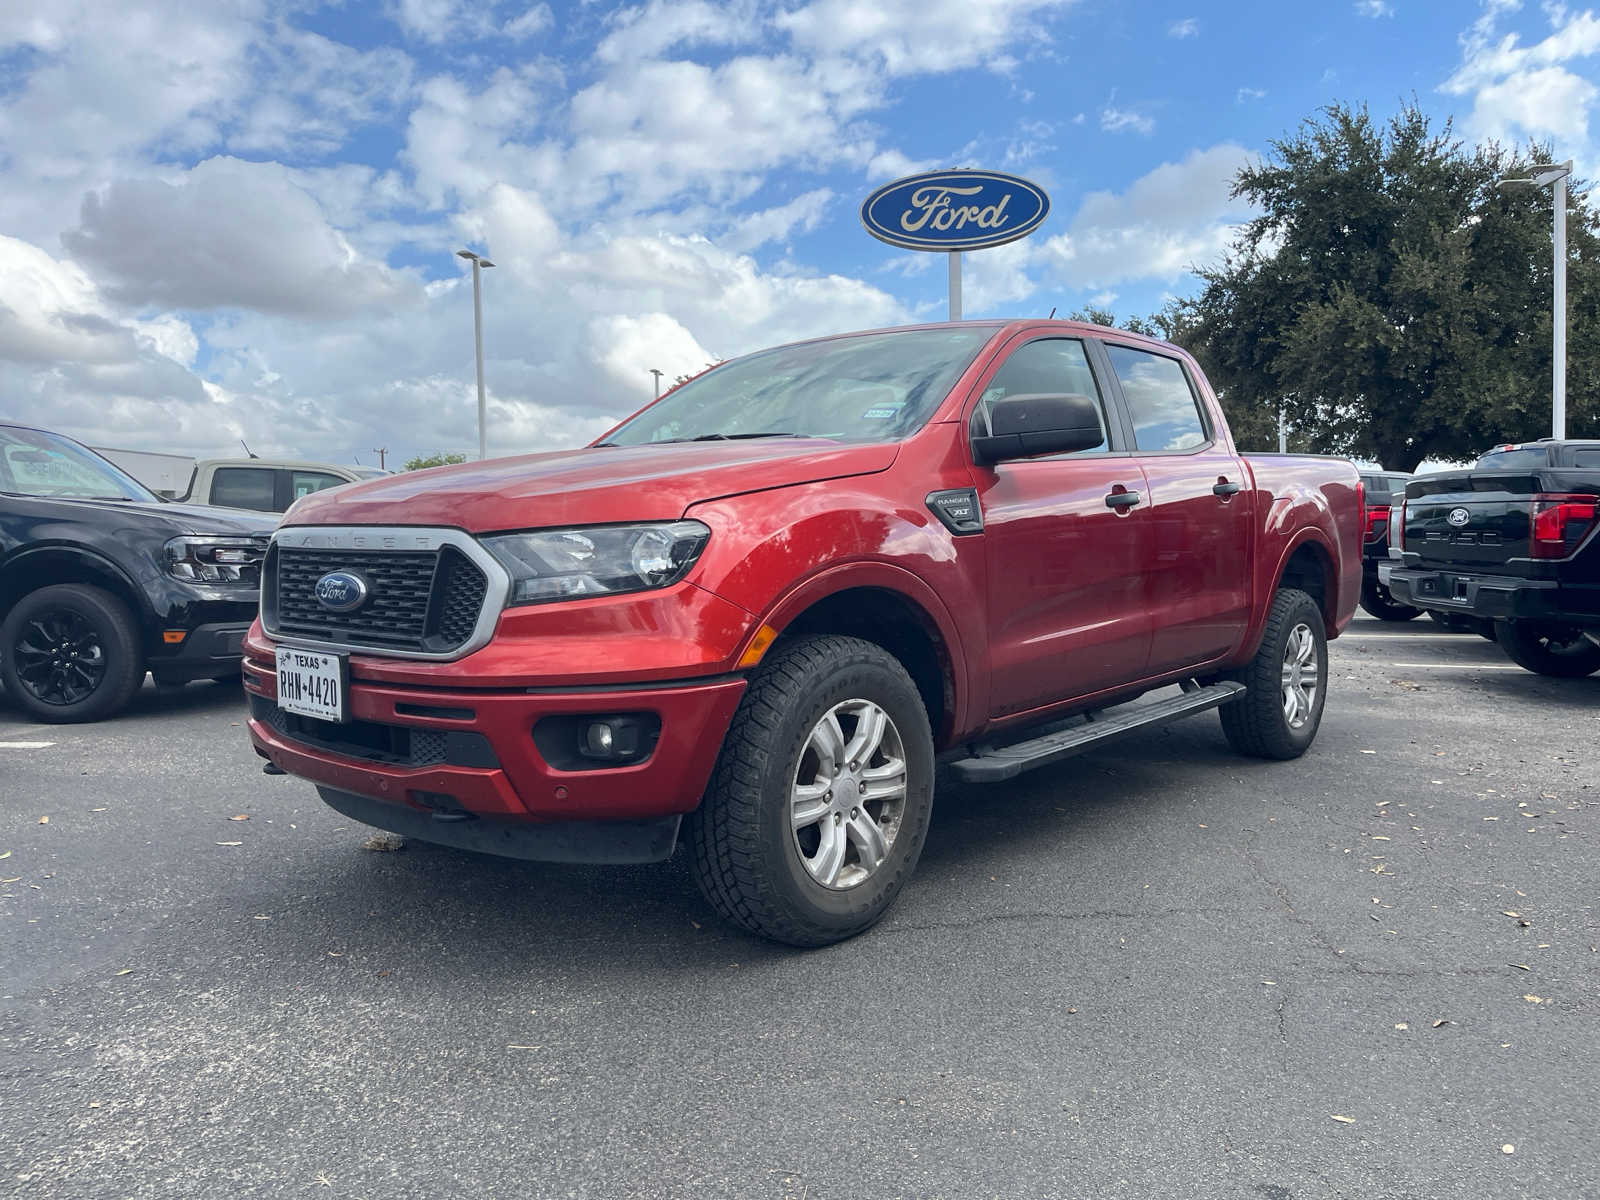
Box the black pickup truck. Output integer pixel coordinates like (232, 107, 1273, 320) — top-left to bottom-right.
(1, 422, 275, 722)
(1383, 439, 1600, 677)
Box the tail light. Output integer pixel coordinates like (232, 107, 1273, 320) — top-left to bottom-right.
(1390, 498, 1405, 550)
(1531, 493, 1599, 558)
(1363, 503, 1390, 542)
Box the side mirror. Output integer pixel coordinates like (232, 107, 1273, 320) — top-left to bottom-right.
(971, 393, 1104, 465)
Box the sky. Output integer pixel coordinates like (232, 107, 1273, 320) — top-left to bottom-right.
(0, 0, 1595, 468)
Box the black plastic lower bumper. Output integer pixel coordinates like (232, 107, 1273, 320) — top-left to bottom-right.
(149, 622, 252, 682)
(1383, 567, 1560, 621)
(315, 786, 682, 864)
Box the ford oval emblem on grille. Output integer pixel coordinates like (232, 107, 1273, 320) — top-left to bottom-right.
(1447, 507, 1471, 527)
(314, 571, 369, 612)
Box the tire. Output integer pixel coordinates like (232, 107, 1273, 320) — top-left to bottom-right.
(1360, 578, 1421, 622)
(1494, 620, 1600, 678)
(1219, 588, 1328, 760)
(686, 635, 935, 947)
(0, 584, 145, 723)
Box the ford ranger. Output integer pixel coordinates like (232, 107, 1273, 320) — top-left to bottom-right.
(243, 320, 1362, 945)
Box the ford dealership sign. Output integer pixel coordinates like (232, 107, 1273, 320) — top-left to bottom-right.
(860, 170, 1050, 252)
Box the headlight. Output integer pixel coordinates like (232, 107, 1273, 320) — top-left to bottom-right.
(163, 535, 266, 586)
(482, 521, 711, 606)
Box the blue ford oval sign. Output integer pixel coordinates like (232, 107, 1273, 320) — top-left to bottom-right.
(314, 571, 369, 613)
(861, 170, 1050, 252)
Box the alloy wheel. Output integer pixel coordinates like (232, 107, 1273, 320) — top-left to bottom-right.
(790, 698, 908, 890)
(13, 610, 108, 706)
(1280, 622, 1319, 729)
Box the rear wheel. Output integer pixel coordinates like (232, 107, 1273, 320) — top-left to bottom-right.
(687, 635, 935, 947)
(1361, 578, 1421, 622)
(1219, 588, 1328, 760)
(0, 585, 145, 723)
(1494, 620, 1600, 678)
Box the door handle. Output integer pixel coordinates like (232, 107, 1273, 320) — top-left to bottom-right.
(1213, 479, 1242, 497)
(1104, 489, 1142, 510)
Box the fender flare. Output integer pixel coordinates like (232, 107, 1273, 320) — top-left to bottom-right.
(733, 560, 976, 737)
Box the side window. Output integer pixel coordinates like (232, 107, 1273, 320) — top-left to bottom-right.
(291, 471, 347, 501)
(979, 339, 1109, 453)
(1104, 345, 1209, 452)
(209, 467, 278, 512)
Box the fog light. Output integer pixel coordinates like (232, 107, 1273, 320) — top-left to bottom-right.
(580, 717, 643, 761)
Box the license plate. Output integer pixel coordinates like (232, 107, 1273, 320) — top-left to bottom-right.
(276, 647, 348, 723)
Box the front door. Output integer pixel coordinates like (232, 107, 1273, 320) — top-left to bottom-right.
(972, 337, 1153, 718)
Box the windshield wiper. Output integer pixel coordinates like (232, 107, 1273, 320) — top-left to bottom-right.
(687, 432, 810, 441)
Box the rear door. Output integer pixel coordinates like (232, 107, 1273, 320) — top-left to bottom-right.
(1096, 340, 1252, 674)
(971, 335, 1153, 717)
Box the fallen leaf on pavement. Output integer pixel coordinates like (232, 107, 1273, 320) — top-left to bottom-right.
(215, 841, 243, 847)
(1503, 911, 1520, 917)
(1502, 1144, 1515, 1155)
(1510, 964, 1530, 971)
(506, 1044, 541, 1050)
(37, 816, 48, 824)
(1524, 994, 1544, 1004)
(361, 834, 406, 851)
(1360, 749, 1376, 754)
(1394, 1023, 1408, 1030)
(114, 969, 133, 976)
(1331, 1115, 1356, 1124)
(0, 851, 10, 859)
(229, 815, 249, 821)
(1432, 1019, 1449, 1028)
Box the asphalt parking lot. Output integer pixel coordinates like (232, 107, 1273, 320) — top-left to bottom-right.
(3, 617, 1597, 1200)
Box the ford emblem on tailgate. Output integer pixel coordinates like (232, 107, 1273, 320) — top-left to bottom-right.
(860, 170, 1050, 252)
(1447, 507, 1471, 527)
(314, 571, 369, 612)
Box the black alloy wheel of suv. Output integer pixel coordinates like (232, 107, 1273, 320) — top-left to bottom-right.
(0, 584, 146, 723)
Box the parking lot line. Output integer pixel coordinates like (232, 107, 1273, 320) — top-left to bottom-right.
(0, 740, 56, 749)
(1340, 634, 1484, 641)
(1385, 661, 1525, 671)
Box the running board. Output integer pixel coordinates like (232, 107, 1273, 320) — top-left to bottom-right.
(948, 681, 1246, 783)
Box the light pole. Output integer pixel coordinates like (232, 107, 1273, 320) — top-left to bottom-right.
(456, 249, 495, 459)
(650, 368, 663, 400)
(1497, 161, 1573, 439)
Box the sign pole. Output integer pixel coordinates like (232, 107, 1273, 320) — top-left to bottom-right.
(948, 252, 962, 321)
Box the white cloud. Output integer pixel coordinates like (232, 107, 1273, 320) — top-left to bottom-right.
(502, 4, 553, 40)
(1237, 86, 1267, 103)
(776, 0, 1073, 76)
(61, 157, 424, 317)
(722, 189, 835, 252)
(1442, 2, 1600, 148)
(1168, 17, 1199, 38)
(1354, 0, 1393, 17)
(595, 0, 759, 64)
(1100, 105, 1154, 135)
(1036, 143, 1255, 288)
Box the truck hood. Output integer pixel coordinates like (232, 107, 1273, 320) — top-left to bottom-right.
(24, 496, 278, 536)
(281, 439, 900, 532)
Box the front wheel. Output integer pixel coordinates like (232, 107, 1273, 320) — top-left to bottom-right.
(1219, 588, 1328, 760)
(1494, 620, 1600, 678)
(686, 635, 935, 947)
(0, 584, 145, 723)
(1361, 578, 1421, 622)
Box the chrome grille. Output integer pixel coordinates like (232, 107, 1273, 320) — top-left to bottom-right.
(269, 543, 489, 654)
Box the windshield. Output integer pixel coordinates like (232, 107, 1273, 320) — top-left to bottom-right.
(601, 328, 996, 447)
(0, 426, 159, 501)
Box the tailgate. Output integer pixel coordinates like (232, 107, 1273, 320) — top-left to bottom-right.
(1402, 472, 1540, 570)
(1403, 470, 1599, 573)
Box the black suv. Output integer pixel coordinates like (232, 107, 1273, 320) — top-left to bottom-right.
(0, 422, 275, 722)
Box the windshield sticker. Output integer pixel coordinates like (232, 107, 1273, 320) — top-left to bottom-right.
(861, 402, 905, 419)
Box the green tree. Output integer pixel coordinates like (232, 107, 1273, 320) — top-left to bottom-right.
(1176, 103, 1600, 468)
(403, 451, 468, 471)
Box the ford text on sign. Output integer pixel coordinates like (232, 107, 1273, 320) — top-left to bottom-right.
(860, 170, 1050, 252)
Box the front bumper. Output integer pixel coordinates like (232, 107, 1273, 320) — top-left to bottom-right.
(1383, 565, 1562, 621)
(243, 649, 747, 857)
(149, 621, 254, 682)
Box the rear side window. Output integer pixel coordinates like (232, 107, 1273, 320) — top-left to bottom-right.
(979, 338, 1109, 453)
(1571, 449, 1600, 467)
(1104, 345, 1209, 452)
(210, 467, 278, 511)
(291, 471, 346, 500)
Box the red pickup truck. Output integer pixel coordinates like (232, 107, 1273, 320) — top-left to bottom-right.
(244, 320, 1361, 945)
